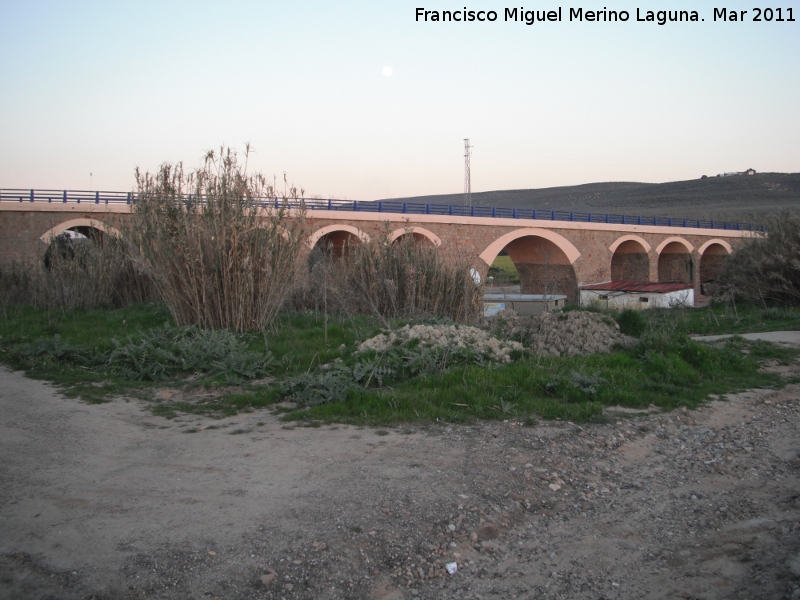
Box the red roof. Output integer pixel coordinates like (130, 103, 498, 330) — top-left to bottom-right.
(580, 281, 693, 293)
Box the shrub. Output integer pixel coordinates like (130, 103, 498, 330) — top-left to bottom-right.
(615, 308, 646, 337)
(130, 147, 305, 332)
(714, 212, 800, 306)
(106, 326, 274, 381)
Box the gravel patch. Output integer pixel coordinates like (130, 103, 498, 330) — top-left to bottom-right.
(1, 367, 799, 599)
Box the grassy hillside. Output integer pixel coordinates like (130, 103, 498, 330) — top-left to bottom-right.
(377, 172, 800, 223)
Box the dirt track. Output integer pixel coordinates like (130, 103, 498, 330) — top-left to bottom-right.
(1, 365, 799, 600)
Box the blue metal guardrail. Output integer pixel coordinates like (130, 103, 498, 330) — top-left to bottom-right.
(0, 188, 764, 232)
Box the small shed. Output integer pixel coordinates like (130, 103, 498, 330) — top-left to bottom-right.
(580, 281, 694, 309)
(484, 293, 568, 317)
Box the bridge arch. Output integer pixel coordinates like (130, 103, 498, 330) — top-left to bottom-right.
(39, 218, 121, 244)
(657, 237, 694, 283)
(308, 224, 370, 248)
(480, 228, 581, 302)
(307, 224, 370, 263)
(698, 239, 732, 286)
(388, 227, 441, 247)
(610, 235, 651, 282)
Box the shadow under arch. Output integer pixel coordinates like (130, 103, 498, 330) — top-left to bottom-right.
(307, 224, 370, 263)
(39, 218, 121, 245)
(657, 237, 694, 283)
(609, 235, 651, 282)
(698, 239, 732, 288)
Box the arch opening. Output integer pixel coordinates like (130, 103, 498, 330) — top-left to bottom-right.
(611, 239, 650, 282)
(499, 235, 579, 302)
(309, 230, 363, 265)
(699, 243, 730, 289)
(658, 241, 694, 284)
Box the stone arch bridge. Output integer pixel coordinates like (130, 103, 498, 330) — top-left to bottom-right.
(0, 190, 758, 301)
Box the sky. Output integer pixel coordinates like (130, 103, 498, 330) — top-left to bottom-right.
(1, 1, 798, 199)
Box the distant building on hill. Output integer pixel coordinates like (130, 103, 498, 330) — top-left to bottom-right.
(712, 168, 757, 178)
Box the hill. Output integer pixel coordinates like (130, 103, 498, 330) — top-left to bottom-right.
(376, 173, 800, 223)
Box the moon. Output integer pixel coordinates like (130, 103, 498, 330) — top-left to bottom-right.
(382, 66, 393, 77)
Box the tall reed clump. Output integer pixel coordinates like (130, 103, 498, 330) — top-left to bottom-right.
(130, 147, 305, 332)
(714, 213, 800, 306)
(299, 230, 483, 323)
(0, 234, 156, 317)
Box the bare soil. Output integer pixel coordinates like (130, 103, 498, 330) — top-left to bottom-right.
(1, 365, 799, 600)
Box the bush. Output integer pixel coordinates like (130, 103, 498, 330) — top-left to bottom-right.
(615, 309, 646, 337)
(130, 147, 305, 332)
(714, 212, 800, 306)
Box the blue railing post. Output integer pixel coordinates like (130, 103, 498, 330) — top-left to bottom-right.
(668, 218, 672, 226)
(605, 214, 609, 223)
(683, 219, 687, 227)
(64, 190, 68, 203)
(471, 206, 475, 217)
(622, 215, 626, 224)
(378, 201, 383, 212)
(737, 222, 741, 230)
(30, 189, 34, 203)
(533, 209, 538, 219)
(588, 212, 592, 222)
(95, 191, 100, 204)
(551, 210, 555, 220)
(638, 216, 642, 225)
(570, 211, 574, 221)
(513, 208, 517, 219)
(449, 204, 453, 215)
(426, 203, 430, 214)
(353, 201, 358, 211)
(327, 199, 332, 210)
(711, 220, 715, 229)
(126, 192, 131, 204)
(402, 202, 407, 213)
(492, 207, 497, 218)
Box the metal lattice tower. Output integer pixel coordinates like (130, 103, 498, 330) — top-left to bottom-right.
(463, 138, 473, 207)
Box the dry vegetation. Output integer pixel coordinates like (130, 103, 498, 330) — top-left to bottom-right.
(293, 230, 483, 325)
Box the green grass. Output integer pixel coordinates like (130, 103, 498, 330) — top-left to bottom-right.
(278, 334, 796, 426)
(487, 255, 520, 285)
(1, 302, 798, 424)
(644, 302, 800, 336)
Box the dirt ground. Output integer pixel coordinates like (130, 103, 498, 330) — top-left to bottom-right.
(1, 364, 799, 600)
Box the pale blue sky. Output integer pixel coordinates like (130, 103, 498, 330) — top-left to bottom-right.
(1, 1, 798, 199)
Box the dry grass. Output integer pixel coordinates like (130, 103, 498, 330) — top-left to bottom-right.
(294, 229, 483, 324)
(130, 147, 306, 332)
(0, 236, 156, 317)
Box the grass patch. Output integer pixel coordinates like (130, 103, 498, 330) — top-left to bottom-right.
(1, 303, 798, 424)
(487, 255, 520, 285)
